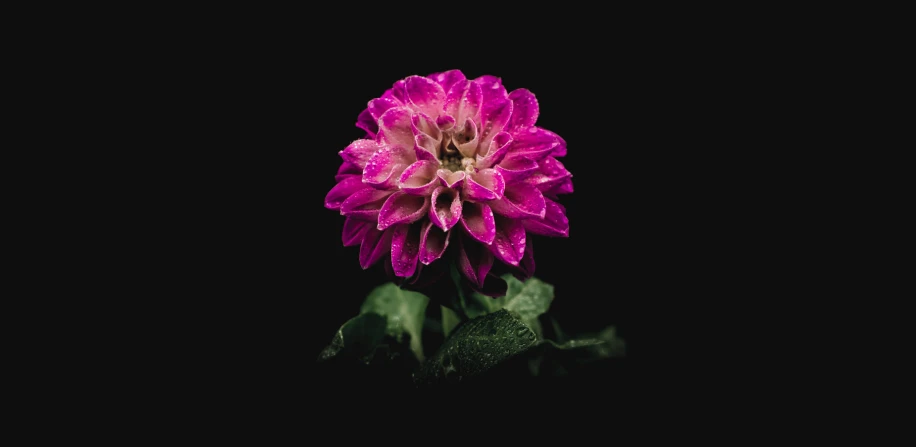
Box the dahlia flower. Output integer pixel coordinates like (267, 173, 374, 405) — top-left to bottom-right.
(325, 70, 571, 296)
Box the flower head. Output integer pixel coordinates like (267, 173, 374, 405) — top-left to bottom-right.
(325, 70, 571, 296)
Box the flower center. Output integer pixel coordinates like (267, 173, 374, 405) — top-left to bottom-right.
(440, 150, 475, 173)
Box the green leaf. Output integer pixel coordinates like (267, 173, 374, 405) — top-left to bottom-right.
(464, 275, 554, 338)
(317, 313, 387, 363)
(360, 283, 430, 362)
(528, 325, 626, 376)
(416, 309, 538, 384)
(441, 305, 460, 338)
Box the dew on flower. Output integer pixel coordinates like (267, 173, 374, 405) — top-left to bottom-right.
(325, 69, 571, 296)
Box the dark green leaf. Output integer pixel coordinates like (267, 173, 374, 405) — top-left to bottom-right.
(528, 325, 626, 376)
(360, 283, 430, 361)
(465, 275, 554, 338)
(416, 309, 538, 385)
(317, 313, 387, 363)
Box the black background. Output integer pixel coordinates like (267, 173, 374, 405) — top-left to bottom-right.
(159, 26, 748, 407)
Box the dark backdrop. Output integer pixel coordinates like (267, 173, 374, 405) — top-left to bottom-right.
(173, 38, 725, 403)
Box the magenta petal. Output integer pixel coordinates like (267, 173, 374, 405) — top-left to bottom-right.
(335, 161, 362, 182)
(508, 239, 535, 281)
(429, 69, 466, 93)
(460, 201, 496, 245)
(524, 156, 573, 192)
(362, 145, 412, 190)
(410, 112, 441, 141)
(378, 107, 417, 150)
(445, 80, 482, 127)
(414, 134, 439, 162)
(488, 216, 526, 266)
(494, 157, 539, 184)
(435, 115, 456, 132)
(428, 186, 462, 231)
(419, 220, 451, 265)
(367, 97, 399, 120)
(339, 188, 394, 222)
(488, 183, 546, 219)
(405, 76, 446, 118)
(544, 176, 574, 196)
(356, 109, 377, 138)
(507, 88, 539, 131)
(339, 139, 383, 169)
(477, 98, 513, 156)
(386, 79, 408, 104)
(390, 223, 422, 278)
(522, 198, 569, 237)
(437, 169, 466, 188)
(398, 160, 439, 196)
(463, 168, 505, 201)
(457, 233, 494, 289)
(475, 131, 512, 168)
(474, 75, 507, 106)
(377, 191, 431, 230)
(342, 218, 372, 247)
(359, 227, 394, 269)
(455, 118, 479, 158)
(324, 176, 365, 210)
(504, 127, 560, 162)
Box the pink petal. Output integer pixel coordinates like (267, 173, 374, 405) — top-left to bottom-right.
(384, 79, 408, 104)
(460, 201, 496, 245)
(342, 218, 372, 247)
(339, 188, 394, 222)
(543, 176, 574, 197)
(429, 69, 466, 92)
(456, 233, 494, 289)
(377, 191, 431, 230)
(436, 115, 456, 132)
(367, 97, 399, 120)
(356, 109, 377, 138)
(507, 88, 539, 131)
(411, 112, 441, 141)
(463, 168, 505, 202)
(414, 134, 439, 162)
(377, 107, 416, 150)
(398, 160, 440, 196)
(390, 222, 422, 278)
(475, 131, 512, 169)
(362, 145, 412, 190)
(477, 98, 513, 156)
(509, 239, 535, 281)
(523, 156, 572, 192)
(335, 161, 362, 182)
(494, 157, 539, 184)
(454, 118, 479, 158)
(428, 186, 462, 231)
(359, 227, 394, 269)
(405, 76, 446, 118)
(411, 113, 441, 160)
(339, 139, 384, 169)
(437, 169, 466, 188)
(488, 216, 526, 266)
(474, 75, 507, 106)
(419, 220, 451, 265)
(444, 80, 482, 127)
(324, 176, 365, 210)
(488, 183, 546, 219)
(521, 197, 569, 237)
(504, 127, 560, 162)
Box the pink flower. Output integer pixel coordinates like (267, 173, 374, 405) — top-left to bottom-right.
(325, 70, 571, 296)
